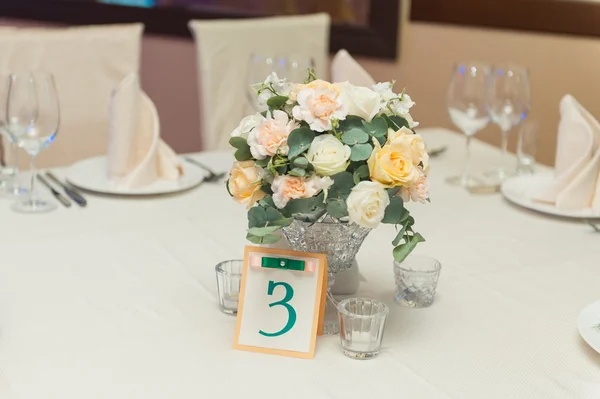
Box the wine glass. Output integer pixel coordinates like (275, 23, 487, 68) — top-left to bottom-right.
(0, 74, 27, 197)
(486, 64, 531, 180)
(6, 72, 60, 213)
(446, 62, 491, 187)
(279, 54, 316, 83)
(246, 53, 286, 112)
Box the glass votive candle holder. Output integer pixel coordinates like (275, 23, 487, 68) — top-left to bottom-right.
(338, 297, 389, 360)
(215, 260, 243, 315)
(394, 255, 441, 308)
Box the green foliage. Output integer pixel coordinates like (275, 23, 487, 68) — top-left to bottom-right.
(248, 226, 281, 236)
(246, 232, 281, 245)
(229, 137, 252, 161)
(255, 157, 270, 167)
(362, 116, 388, 137)
(287, 127, 315, 158)
(338, 115, 365, 132)
(382, 196, 408, 225)
(393, 233, 425, 263)
(328, 172, 354, 200)
(304, 68, 317, 84)
(350, 143, 373, 161)
(292, 156, 309, 169)
(289, 168, 306, 177)
(326, 198, 348, 219)
(387, 187, 400, 198)
(383, 114, 410, 131)
(284, 192, 325, 216)
(341, 128, 369, 145)
(266, 96, 289, 109)
(352, 164, 370, 185)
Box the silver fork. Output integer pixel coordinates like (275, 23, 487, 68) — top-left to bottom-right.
(184, 157, 227, 182)
(584, 219, 600, 233)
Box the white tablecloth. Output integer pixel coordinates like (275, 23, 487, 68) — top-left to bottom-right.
(0, 129, 598, 399)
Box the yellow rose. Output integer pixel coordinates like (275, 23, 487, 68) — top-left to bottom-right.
(228, 161, 265, 209)
(367, 138, 420, 188)
(387, 127, 429, 171)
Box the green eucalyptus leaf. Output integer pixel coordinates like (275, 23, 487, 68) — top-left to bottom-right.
(387, 187, 400, 198)
(289, 168, 306, 177)
(265, 207, 293, 227)
(266, 95, 289, 109)
(328, 172, 354, 199)
(259, 195, 275, 208)
(352, 164, 370, 185)
(292, 156, 309, 169)
(338, 115, 365, 132)
(389, 115, 410, 130)
(382, 196, 408, 225)
(284, 196, 321, 215)
(260, 183, 273, 195)
(248, 206, 268, 228)
(393, 233, 425, 263)
(255, 157, 270, 167)
(391, 218, 412, 246)
(326, 199, 348, 219)
(362, 116, 387, 137)
(341, 128, 369, 145)
(248, 226, 281, 237)
(229, 136, 252, 161)
(246, 232, 282, 245)
(288, 127, 315, 158)
(350, 143, 373, 162)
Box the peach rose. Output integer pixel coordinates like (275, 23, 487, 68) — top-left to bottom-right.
(228, 161, 266, 209)
(271, 174, 333, 209)
(367, 138, 420, 188)
(388, 127, 429, 171)
(247, 110, 298, 160)
(399, 173, 429, 204)
(292, 83, 347, 132)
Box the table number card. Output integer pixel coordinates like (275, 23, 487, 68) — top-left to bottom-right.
(233, 246, 327, 359)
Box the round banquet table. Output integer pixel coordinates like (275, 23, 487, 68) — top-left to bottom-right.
(0, 128, 598, 399)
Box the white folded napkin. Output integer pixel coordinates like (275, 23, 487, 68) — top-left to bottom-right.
(107, 73, 183, 189)
(534, 95, 600, 211)
(331, 49, 376, 87)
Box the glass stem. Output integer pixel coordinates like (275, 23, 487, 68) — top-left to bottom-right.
(29, 154, 37, 202)
(463, 135, 472, 185)
(500, 128, 510, 176)
(12, 142, 19, 177)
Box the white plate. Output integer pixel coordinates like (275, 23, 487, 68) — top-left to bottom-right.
(501, 174, 600, 219)
(66, 155, 206, 196)
(578, 300, 600, 354)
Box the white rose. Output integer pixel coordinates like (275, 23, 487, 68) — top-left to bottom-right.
(231, 113, 265, 139)
(306, 135, 351, 176)
(347, 181, 390, 229)
(342, 83, 382, 122)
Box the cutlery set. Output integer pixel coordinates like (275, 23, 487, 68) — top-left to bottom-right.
(38, 172, 87, 208)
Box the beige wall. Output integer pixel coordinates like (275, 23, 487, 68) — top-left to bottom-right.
(4, 16, 600, 166)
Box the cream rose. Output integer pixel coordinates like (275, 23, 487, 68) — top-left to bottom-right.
(228, 161, 265, 209)
(231, 113, 265, 139)
(367, 138, 421, 187)
(292, 84, 347, 132)
(342, 83, 382, 122)
(271, 174, 333, 209)
(347, 181, 390, 229)
(388, 127, 429, 170)
(399, 173, 429, 204)
(247, 110, 299, 159)
(306, 135, 351, 176)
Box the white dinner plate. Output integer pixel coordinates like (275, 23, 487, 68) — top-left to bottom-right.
(578, 300, 600, 354)
(501, 174, 600, 219)
(66, 155, 207, 196)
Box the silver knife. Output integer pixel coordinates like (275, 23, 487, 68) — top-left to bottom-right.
(37, 175, 71, 208)
(46, 172, 87, 207)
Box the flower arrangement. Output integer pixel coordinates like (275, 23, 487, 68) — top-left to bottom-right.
(227, 71, 429, 262)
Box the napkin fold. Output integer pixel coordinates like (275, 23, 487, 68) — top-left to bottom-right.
(331, 49, 376, 87)
(534, 95, 600, 211)
(107, 73, 183, 189)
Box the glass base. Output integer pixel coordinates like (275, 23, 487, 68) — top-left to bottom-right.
(11, 198, 57, 213)
(220, 307, 238, 316)
(484, 168, 514, 180)
(342, 348, 380, 360)
(323, 292, 340, 335)
(446, 175, 483, 188)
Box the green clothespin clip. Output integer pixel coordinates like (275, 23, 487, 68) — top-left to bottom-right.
(261, 257, 305, 271)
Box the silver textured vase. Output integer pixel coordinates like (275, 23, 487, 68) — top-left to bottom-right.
(281, 216, 371, 334)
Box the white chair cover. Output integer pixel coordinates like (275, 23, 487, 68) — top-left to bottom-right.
(189, 14, 330, 151)
(0, 24, 143, 167)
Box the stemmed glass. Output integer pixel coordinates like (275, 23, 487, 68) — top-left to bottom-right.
(446, 63, 491, 187)
(0, 75, 27, 197)
(6, 72, 60, 213)
(246, 54, 286, 112)
(486, 64, 531, 180)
